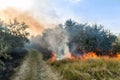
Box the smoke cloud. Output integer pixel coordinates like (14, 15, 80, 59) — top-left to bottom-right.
(0, 8, 45, 36)
(0, 0, 60, 36)
(0, 0, 69, 59)
(31, 26, 70, 59)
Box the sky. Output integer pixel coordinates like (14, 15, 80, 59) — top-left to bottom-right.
(0, 0, 120, 34)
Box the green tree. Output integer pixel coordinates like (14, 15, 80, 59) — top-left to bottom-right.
(7, 19, 29, 49)
(0, 19, 29, 67)
(65, 19, 117, 55)
(112, 34, 120, 54)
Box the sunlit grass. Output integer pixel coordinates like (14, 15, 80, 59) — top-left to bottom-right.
(50, 58, 120, 80)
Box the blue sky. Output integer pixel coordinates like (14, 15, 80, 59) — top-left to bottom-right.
(51, 0, 120, 34)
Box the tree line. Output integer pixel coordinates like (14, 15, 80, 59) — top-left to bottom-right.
(65, 19, 120, 55)
(39, 19, 120, 57)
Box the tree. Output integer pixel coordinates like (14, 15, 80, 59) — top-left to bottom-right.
(112, 34, 120, 54)
(7, 19, 29, 49)
(0, 19, 29, 67)
(65, 19, 117, 55)
(65, 19, 85, 37)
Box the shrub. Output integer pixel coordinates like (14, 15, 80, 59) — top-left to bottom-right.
(0, 18, 29, 70)
(65, 19, 117, 54)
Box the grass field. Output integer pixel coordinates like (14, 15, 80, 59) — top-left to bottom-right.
(9, 50, 120, 80)
(50, 58, 120, 80)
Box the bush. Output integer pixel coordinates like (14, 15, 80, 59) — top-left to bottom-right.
(112, 34, 120, 53)
(0, 38, 11, 59)
(65, 19, 117, 55)
(0, 18, 29, 70)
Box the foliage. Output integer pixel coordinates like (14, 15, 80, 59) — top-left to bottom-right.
(65, 19, 117, 54)
(6, 19, 29, 48)
(0, 38, 11, 59)
(0, 19, 29, 68)
(112, 34, 120, 53)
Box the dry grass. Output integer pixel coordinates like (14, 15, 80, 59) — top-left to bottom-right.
(11, 50, 61, 80)
(50, 58, 120, 80)
(11, 50, 120, 80)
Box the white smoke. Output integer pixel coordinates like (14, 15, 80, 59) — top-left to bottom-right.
(0, 0, 60, 27)
(31, 26, 70, 60)
(44, 27, 69, 59)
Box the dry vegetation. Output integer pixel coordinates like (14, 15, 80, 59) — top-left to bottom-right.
(10, 50, 120, 80)
(11, 50, 61, 80)
(50, 58, 120, 80)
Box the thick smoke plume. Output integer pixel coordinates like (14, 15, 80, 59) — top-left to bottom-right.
(31, 26, 70, 60)
(0, 7, 66, 59)
(0, 0, 71, 59)
(0, 8, 44, 36)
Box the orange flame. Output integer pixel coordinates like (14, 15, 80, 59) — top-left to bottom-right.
(67, 52, 120, 60)
(50, 52, 120, 62)
(115, 53, 120, 59)
(65, 53, 74, 59)
(50, 52, 56, 62)
(81, 52, 98, 59)
(65, 52, 99, 60)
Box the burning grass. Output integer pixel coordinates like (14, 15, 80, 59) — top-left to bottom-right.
(50, 52, 120, 62)
(49, 58, 120, 80)
(49, 52, 120, 80)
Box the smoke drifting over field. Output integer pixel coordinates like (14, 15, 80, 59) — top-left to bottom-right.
(0, 8, 44, 36)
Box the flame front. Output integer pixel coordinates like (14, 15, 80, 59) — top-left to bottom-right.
(50, 52, 57, 62)
(50, 52, 120, 62)
(65, 52, 99, 60)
